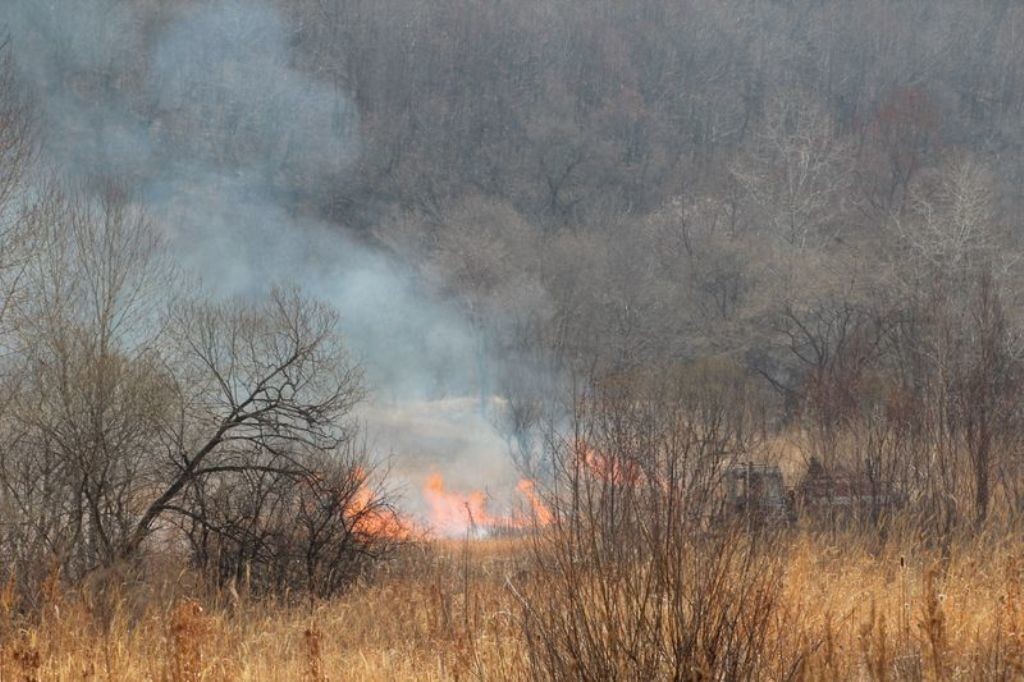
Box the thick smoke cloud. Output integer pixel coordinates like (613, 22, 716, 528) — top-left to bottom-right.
(2, 0, 520, 519)
(3, 0, 476, 392)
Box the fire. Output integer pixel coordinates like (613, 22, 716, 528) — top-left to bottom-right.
(421, 473, 552, 536)
(516, 478, 553, 525)
(576, 442, 643, 485)
(345, 469, 415, 540)
(341, 467, 555, 540)
(423, 473, 495, 535)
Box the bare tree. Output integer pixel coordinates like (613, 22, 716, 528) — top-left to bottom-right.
(732, 92, 853, 249)
(894, 157, 1003, 278)
(178, 441, 401, 598)
(0, 188, 379, 595)
(0, 188, 172, 582)
(124, 287, 366, 559)
(0, 41, 36, 334)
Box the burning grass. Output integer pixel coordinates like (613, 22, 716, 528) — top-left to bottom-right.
(409, 473, 553, 538)
(4, 531, 1024, 680)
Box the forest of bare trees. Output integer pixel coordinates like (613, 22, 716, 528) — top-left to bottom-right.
(2, 4, 1024, 676)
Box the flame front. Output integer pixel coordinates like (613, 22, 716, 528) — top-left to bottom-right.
(423, 473, 495, 535)
(422, 473, 552, 536)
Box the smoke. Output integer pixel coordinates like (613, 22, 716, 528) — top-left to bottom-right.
(1, 0, 521, 525)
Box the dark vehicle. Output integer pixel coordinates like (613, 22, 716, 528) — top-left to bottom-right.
(725, 459, 904, 526)
(725, 462, 795, 524)
(795, 458, 905, 524)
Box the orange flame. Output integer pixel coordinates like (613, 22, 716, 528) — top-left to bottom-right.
(346, 469, 415, 540)
(421, 474, 552, 536)
(576, 443, 643, 485)
(516, 478, 553, 525)
(423, 473, 495, 535)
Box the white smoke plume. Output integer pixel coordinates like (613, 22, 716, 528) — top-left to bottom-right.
(1, 0, 522, 529)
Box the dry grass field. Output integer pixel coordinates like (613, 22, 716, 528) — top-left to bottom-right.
(4, 531, 1024, 681)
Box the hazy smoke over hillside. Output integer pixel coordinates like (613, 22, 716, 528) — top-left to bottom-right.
(2, 0, 520, 521)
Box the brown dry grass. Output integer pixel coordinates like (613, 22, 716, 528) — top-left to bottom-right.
(3, 532, 1024, 680)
